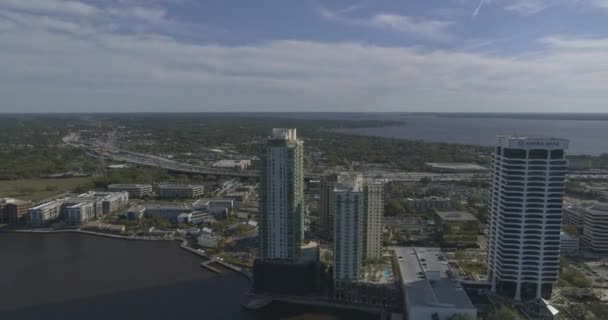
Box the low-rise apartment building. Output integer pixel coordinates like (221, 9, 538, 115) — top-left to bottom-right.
(158, 184, 204, 199)
(28, 200, 63, 226)
(108, 184, 152, 198)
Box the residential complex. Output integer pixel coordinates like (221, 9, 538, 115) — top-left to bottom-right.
(258, 128, 304, 262)
(28, 200, 64, 226)
(64, 201, 96, 225)
(108, 184, 153, 198)
(159, 184, 205, 199)
(1, 199, 32, 225)
(395, 247, 477, 320)
(486, 136, 568, 301)
(582, 202, 608, 253)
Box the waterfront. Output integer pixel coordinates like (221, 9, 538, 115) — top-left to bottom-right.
(246, 112, 608, 155)
(0, 233, 377, 320)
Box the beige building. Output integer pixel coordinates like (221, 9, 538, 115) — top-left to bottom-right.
(363, 181, 384, 260)
(159, 184, 204, 199)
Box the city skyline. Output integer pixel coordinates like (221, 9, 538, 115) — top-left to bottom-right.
(0, 0, 607, 113)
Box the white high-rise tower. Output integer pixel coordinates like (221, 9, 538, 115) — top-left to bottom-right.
(487, 136, 569, 301)
(258, 128, 304, 262)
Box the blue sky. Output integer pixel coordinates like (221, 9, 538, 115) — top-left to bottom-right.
(0, 0, 607, 112)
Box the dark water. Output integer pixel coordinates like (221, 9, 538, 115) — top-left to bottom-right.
(0, 233, 376, 320)
(243, 112, 608, 155)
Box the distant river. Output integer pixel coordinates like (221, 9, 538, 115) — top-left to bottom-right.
(0, 233, 375, 320)
(244, 113, 608, 155)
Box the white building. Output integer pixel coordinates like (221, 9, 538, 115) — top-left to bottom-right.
(582, 202, 608, 253)
(108, 184, 152, 198)
(159, 184, 204, 199)
(192, 198, 234, 215)
(64, 201, 96, 225)
(487, 136, 569, 301)
(333, 174, 364, 281)
(77, 191, 129, 216)
(28, 200, 64, 226)
(258, 128, 304, 262)
(560, 232, 579, 256)
(395, 247, 477, 320)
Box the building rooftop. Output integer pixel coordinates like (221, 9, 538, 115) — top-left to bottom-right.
(436, 211, 478, 222)
(335, 173, 363, 192)
(30, 199, 64, 210)
(394, 247, 475, 311)
(271, 128, 297, 141)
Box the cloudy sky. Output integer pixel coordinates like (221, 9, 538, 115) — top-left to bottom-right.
(0, 0, 607, 113)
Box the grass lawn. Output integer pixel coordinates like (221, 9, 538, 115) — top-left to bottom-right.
(0, 177, 95, 201)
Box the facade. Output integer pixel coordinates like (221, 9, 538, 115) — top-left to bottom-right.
(395, 247, 477, 320)
(560, 232, 580, 256)
(159, 184, 205, 199)
(319, 173, 339, 235)
(582, 202, 608, 253)
(405, 196, 452, 213)
(362, 181, 384, 260)
(258, 128, 304, 262)
(333, 174, 364, 281)
(3, 199, 32, 225)
(563, 205, 585, 228)
(64, 201, 96, 225)
(487, 136, 569, 301)
(125, 206, 145, 220)
(145, 205, 192, 223)
(108, 184, 152, 198)
(77, 191, 129, 216)
(28, 200, 64, 226)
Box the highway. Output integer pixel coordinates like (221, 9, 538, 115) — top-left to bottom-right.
(64, 133, 607, 182)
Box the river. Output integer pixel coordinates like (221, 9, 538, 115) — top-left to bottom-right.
(0, 233, 376, 320)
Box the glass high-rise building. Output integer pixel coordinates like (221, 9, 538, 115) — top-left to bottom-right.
(487, 136, 569, 301)
(258, 128, 304, 262)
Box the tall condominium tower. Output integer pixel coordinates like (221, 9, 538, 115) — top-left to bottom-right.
(333, 174, 385, 281)
(319, 173, 339, 236)
(333, 173, 364, 281)
(363, 181, 384, 260)
(258, 128, 304, 262)
(487, 136, 569, 301)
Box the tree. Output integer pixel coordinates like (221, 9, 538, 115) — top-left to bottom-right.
(487, 306, 520, 320)
(385, 199, 404, 216)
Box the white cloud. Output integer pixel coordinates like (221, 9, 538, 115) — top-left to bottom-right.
(0, 0, 97, 16)
(319, 7, 452, 41)
(0, 1, 607, 112)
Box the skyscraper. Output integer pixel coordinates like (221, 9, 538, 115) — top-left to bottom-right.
(258, 128, 304, 262)
(319, 173, 339, 236)
(333, 174, 384, 282)
(487, 136, 569, 301)
(363, 181, 384, 260)
(333, 173, 364, 281)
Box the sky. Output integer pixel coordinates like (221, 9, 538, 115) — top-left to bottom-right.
(0, 0, 607, 113)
